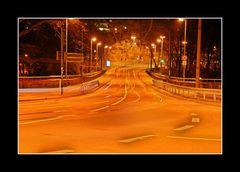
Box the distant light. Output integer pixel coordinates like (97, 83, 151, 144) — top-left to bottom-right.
(213, 46, 217, 49)
(160, 35, 166, 39)
(134, 42, 136, 45)
(99, 27, 104, 31)
(178, 18, 184, 22)
(94, 50, 96, 53)
(97, 42, 102, 46)
(182, 41, 187, 45)
(109, 46, 112, 49)
(104, 45, 108, 48)
(114, 28, 117, 31)
(146, 46, 149, 49)
(92, 37, 96, 41)
(106, 60, 111, 67)
(151, 43, 155, 47)
(24, 54, 28, 57)
(124, 26, 127, 29)
(157, 39, 161, 43)
(131, 36, 136, 40)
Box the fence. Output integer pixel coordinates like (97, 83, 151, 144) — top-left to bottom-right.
(146, 70, 221, 89)
(152, 79, 221, 102)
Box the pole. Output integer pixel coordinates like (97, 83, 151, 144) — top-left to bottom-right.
(161, 38, 164, 72)
(60, 27, 64, 95)
(90, 39, 92, 72)
(168, 31, 171, 78)
(196, 18, 202, 88)
(65, 19, 68, 79)
(183, 19, 187, 81)
(158, 43, 160, 68)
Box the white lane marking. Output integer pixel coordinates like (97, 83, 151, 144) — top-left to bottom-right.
(44, 149, 74, 153)
(192, 117, 200, 123)
(111, 85, 127, 106)
(166, 135, 221, 142)
(132, 90, 141, 102)
(104, 95, 111, 98)
(174, 125, 195, 131)
(103, 82, 112, 90)
(90, 105, 110, 112)
(20, 116, 63, 125)
(93, 100, 109, 104)
(119, 134, 157, 143)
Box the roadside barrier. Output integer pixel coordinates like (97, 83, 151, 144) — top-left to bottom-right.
(152, 79, 221, 102)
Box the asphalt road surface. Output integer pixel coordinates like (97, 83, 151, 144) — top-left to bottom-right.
(19, 65, 222, 154)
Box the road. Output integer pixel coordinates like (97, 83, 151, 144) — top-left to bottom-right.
(19, 65, 222, 154)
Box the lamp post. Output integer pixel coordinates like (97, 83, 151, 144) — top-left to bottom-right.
(179, 18, 187, 81)
(151, 43, 156, 69)
(157, 39, 161, 68)
(65, 19, 68, 79)
(90, 37, 96, 72)
(96, 42, 101, 71)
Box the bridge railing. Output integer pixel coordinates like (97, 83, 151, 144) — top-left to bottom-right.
(152, 79, 222, 102)
(146, 70, 221, 89)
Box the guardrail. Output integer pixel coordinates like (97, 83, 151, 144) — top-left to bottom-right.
(152, 79, 221, 102)
(146, 70, 221, 89)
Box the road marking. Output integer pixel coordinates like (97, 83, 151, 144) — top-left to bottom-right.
(111, 85, 128, 106)
(90, 106, 110, 112)
(192, 117, 200, 123)
(132, 90, 141, 102)
(103, 82, 112, 90)
(191, 113, 198, 116)
(174, 125, 194, 131)
(119, 134, 157, 143)
(104, 95, 111, 98)
(166, 135, 221, 142)
(44, 149, 74, 153)
(19, 116, 63, 125)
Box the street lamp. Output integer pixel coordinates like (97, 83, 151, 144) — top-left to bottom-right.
(157, 39, 161, 67)
(65, 18, 74, 79)
(179, 18, 187, 81)
(90, 37, 96, 72)
(96, 42, 101, 71)
(160, 35, 166, 69)
(151, 43, 157, 69)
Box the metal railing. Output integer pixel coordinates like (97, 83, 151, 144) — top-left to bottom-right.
(152, 79, 221, 102)
(146, 70, 221, 89)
